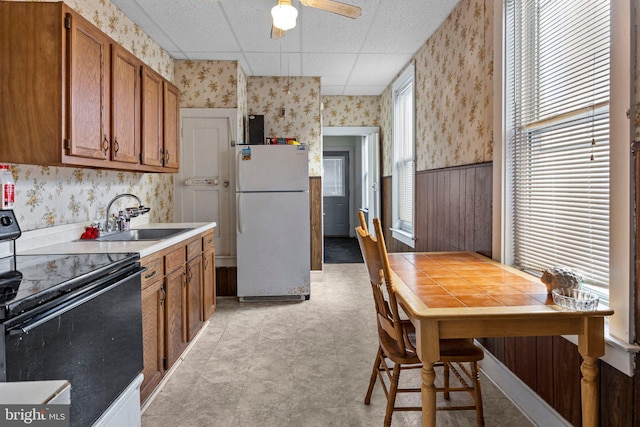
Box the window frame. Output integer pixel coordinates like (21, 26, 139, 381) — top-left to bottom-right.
(493, 0, 635, 361)
(391, 63, 416, 248)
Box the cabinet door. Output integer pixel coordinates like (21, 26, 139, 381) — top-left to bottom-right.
(66, 11, 110, 160)
(141, 67, 164, 167)
(140, 279, 164, 403)
(111, 44, 140, 164)
(186, 256, 203, 341)
(164, 267, 186, 370)
(202, 248, 216, 320)
(163, 82, 180, 170)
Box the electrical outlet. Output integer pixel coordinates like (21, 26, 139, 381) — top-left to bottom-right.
(280, 108, 286, 117)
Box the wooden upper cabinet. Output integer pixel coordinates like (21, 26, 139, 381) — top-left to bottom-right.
(141, 67, 164, 168)
(163, 82, 180, 170)
(0, 2, 178, 173)
(66, 12, 110, 161)
(111, 45, 140, 164)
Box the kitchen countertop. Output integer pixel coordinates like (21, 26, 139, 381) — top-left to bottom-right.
(18, 222, 216, 258)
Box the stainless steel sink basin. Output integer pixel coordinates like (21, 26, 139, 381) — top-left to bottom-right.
(94, 228, 193, 242)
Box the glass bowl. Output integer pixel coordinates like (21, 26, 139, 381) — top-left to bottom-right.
(551, 288, 599, 312)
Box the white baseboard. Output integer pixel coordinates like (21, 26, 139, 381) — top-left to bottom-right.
(477, 342, 571, 427)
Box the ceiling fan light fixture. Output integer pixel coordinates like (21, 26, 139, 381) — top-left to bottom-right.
(271, 0, 298, 31)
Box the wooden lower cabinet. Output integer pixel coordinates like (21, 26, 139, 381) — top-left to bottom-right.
(164, 266, 187, 370)
(140, 278, 164, 403)
(186, 255, 203, 341)
(202, 237, 216, 321)
(140, 229, 216, 404)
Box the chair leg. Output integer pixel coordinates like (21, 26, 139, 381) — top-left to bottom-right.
(471, 362, 484, 427)
(443, 362, 451, 400)
(365, 347, 382, 405)
(384, 363, 401, 427)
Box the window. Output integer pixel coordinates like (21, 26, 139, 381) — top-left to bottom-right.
(506, 0, 610, 298)
(391, 63, 415, 248)
(323, 157, 346, 197)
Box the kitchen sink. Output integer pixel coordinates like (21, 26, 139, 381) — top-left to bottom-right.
(93, 228, 193, 242)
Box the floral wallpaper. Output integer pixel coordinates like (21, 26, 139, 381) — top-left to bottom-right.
(8, 165, 173, 231)
(174, 60, 247, 145)
(175, 60, 241, 109)
(321, 96, 381, 127)
(380, 0, 493, 176)
(380, 86, 393, 176)
(3, 0, 175, 231)
(247, 76, 322, 176)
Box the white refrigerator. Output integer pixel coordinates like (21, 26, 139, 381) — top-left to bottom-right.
(235, 144, 310, 300)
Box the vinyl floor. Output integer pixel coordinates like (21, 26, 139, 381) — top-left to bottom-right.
(142, 263, 534, 427)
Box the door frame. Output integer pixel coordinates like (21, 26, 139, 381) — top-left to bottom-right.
(322, 126, 380, 236)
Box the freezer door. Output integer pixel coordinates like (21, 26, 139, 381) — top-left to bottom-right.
(237, 191, 310, 297)
(236, 145, 309, 192)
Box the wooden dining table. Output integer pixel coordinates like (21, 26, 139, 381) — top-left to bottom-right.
(387, 251, 614, 427)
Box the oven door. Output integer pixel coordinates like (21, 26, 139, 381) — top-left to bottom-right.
(1, 263, 144, 427)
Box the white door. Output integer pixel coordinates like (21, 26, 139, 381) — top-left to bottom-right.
(176, 109, 235, 261)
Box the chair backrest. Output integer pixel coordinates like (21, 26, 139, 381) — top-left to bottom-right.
(357, 211, 368, 234)
(356, 218, 410, 357)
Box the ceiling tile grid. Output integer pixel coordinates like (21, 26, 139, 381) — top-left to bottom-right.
(110, 0, 461, 95)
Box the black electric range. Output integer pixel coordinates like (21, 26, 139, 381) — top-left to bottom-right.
(0, 209, 144, 427)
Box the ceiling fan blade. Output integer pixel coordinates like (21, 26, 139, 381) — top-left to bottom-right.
(271, 24, 286, 39)
(300, 0, 361, 19)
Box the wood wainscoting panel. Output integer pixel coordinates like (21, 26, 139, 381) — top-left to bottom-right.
(309, 176, 322, 270)
(599, 361, 634, 427)
(415, 162, 492, 255)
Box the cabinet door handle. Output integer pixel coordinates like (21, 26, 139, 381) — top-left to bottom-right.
(160, 286, 166, 304)
(144, 270, 157, 280)
(165, 151, 170, 164)
(187, 265, 193, 281)
(203, 257, 208, 269)
(102, 135, 109, 155)
(114, 137, 120, 157)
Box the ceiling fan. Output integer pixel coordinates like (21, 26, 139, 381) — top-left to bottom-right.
(270, 0, 362, 39)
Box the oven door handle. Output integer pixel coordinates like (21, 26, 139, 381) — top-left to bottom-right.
(8, 267, 144, 335)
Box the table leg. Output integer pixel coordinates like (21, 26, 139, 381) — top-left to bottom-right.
(415, 320, 440, 427)
(580, 356, 598, 427)
(421, 362, 437, 427)
(577, 317, 605, 427)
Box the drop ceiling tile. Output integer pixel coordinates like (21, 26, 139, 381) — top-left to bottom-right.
(349, 53, 414, 86)
(245, 52, 302, 77)
(297, 5, 374, 53)
(301, 53, 357, 86)
(134, 0, 240, 52)
(321, 86, 347, 96)
(361, 0, 459, 53)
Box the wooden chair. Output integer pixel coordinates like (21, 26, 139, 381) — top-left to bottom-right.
(355, 218, 485, 427)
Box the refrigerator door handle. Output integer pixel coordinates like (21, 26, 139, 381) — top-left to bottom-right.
(237, 193, 243, 234)
(236, 148, 243, 192)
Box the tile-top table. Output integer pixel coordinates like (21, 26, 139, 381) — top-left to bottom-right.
(388, 251, 614, 427)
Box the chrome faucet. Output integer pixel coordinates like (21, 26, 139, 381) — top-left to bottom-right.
(104, 193, 150, 233)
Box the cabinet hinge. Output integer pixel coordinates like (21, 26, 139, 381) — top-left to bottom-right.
(64, 138, 71, 150)
(64, 14, 71, 29)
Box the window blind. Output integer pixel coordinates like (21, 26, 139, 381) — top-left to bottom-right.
(507, 0, 610, 295)
(394, 78, 414, 233)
